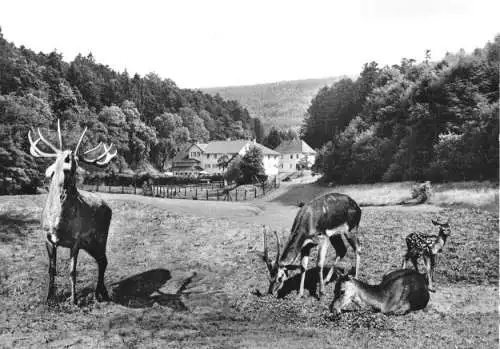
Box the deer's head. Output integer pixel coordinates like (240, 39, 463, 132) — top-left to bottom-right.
(28, 120, 117, 190)
(261, 226, 295, 295)
(431, 218, 451, 237)
(330, 272, 357, 314)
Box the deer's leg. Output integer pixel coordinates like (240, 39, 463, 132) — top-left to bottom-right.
(347, 234, 360, 278)
(298, 252, 310, 298)
(427, 254, 436, 292)
(96, 254, 110, 301)
(45, 240, 57, 302)
(411, 256, 419, 273)
(329, 233, 347, 267)
(402, 251, 409, 269)
(69, 245, 80, 305)
(88, 247, 110, 302)
(317, 236, 329, 298)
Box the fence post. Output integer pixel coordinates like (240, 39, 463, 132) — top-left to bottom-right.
(254, 187, 257, 198)
(195, 188, 198, 198)
(262, 182, 265, 195)
(244, 190, 247, 200)
(206, 189, 209, 200)
(134, 184, 137, 195)
(217, 190, 219, 201)
(235, 190, 238, 201)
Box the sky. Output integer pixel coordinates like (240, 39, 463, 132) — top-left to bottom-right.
(0, 0, 498, 89)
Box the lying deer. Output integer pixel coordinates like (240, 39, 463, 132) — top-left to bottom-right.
(402, 219, 451, 292)
(262, 192, 362, 298)
(330, 269, 430, 315)
(28, 120, 117, 304)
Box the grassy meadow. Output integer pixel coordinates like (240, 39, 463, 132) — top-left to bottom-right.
(0, 180, 498, 348)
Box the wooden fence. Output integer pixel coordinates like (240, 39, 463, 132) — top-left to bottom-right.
(81, 178, 279, 202)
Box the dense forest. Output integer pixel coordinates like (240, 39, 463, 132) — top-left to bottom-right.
(0, 28, 265, 194)
(302, 36, 499, 183)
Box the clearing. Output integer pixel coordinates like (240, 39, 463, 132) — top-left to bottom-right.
(0, 179, 497, 348)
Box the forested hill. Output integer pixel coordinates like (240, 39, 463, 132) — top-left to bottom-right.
(302, 35, 499, 184)
(0, 28, 266, 194)
(202, 77, 342, 131)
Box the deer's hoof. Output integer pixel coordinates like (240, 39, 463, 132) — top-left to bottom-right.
(96, 289, 111, 302)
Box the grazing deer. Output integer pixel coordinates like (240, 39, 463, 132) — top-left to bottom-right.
(28, 120, 117, 304)
(402, 219, 451, 292)
(330, 269, 430, 315)
(262, 192, 362, 298)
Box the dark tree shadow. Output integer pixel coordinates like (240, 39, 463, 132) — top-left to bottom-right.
(277, 266, 355, 299)
(0, 212, 39, 243)
(110, 268, 195, 311)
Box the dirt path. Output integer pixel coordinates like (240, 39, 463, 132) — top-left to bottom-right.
(98, 193, 264, 218)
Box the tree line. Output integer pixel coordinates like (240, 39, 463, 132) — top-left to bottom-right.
(0, 28, 265, 194)
(301, 36, 499, 183)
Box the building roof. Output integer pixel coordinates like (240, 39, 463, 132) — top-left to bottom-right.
(197, 143, 208, 151)
(252, 142, 281, 156)
(274, 139, 316, 154)
(199, 140, 280, 156)
(171, 164, 204, 171)
(202, 140, 249, 154)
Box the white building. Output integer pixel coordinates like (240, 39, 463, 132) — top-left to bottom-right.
(171, 140, 280, 176)
(274, 139, 316, 173)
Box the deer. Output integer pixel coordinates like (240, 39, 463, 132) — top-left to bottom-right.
(28, 120, 117, 304)
(261, 192, 362, 299)
(330, 268, 430, 315)
(401, 218, 451, 292)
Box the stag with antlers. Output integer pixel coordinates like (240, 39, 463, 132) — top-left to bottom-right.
(262, 192, 362, 299)
(28, 120, 117, 304)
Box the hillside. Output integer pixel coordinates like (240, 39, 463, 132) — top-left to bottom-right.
(202, 77, 343, 131)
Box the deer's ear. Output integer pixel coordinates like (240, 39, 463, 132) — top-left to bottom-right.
(431, 219, 439, 226)
(45, 163, 56, 178)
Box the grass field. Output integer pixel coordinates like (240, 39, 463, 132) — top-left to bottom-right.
(0, 180, 498, 348)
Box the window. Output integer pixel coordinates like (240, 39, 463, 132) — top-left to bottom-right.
(290, 154, 293, 159)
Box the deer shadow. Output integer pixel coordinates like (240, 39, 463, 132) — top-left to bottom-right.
(0, 212, 39, 243)
(277, 266, 355, 299)
(110, 268, 194, 311)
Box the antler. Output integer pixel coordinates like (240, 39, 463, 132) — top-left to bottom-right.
(274, 230, 281, 267)
(262, 226, 273, 274)
(73, 126, 117, 166)
(74, 127, 87, 155)
(28, 127, 61, 158)
(262, 226, 282, 274)
(79, 142, 117, 166)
